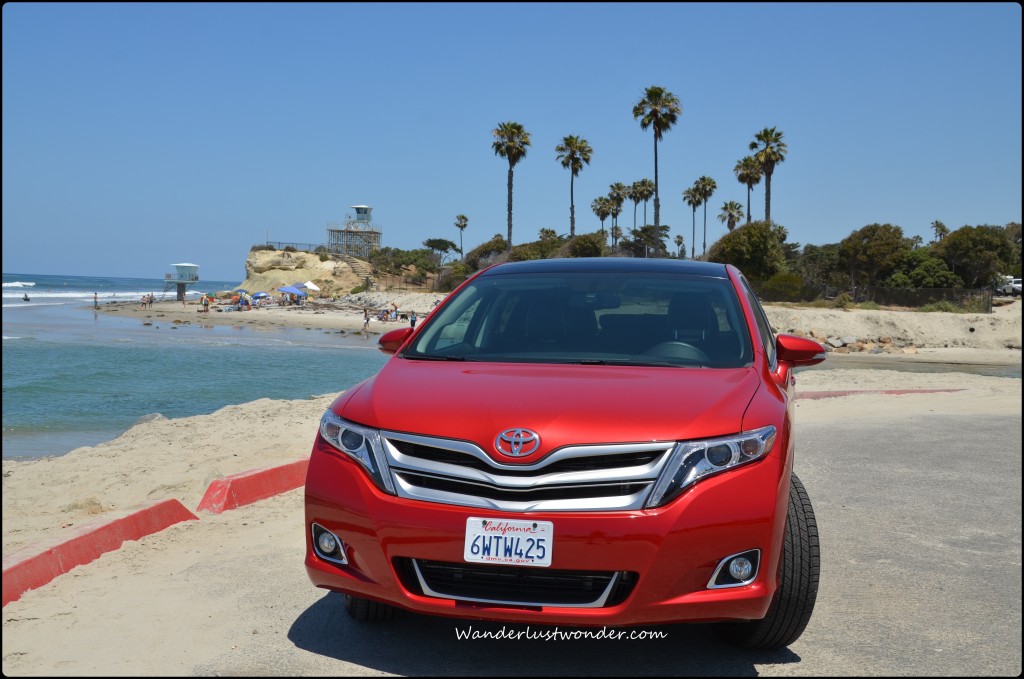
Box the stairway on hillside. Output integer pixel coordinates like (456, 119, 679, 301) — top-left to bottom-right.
(339, 254, 377, 287)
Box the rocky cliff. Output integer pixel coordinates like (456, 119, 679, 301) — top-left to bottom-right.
(236, 250, 363, 296)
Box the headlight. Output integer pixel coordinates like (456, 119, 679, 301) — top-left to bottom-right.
(645, 425, 776, 508)
(318, 411, 395, 494)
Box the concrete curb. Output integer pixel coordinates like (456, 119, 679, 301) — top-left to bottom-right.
(2, 498, 198, 607)
(196, 459, 309, 514)
(797, 388, 964, 400)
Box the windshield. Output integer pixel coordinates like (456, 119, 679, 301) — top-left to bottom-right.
(402, 271, 754, 368)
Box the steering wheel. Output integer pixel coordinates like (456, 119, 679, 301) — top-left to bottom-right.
(644, 341, 711, 363)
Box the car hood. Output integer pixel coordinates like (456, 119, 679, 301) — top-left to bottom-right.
(336, 359, 761, 462)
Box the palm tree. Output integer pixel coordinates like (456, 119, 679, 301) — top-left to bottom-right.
(931, 219, 949, 243)
(632, 86, 682, 228)
(608, 197, 623, 240)
(696, 176, 717, 256)
(592, 197, 611, 240)
(682, 186, 702, 260)
(674, 234, 685, 258)
(555, 135, 593, 237)
(628, 182, 643, 230)
(492, 121, 532, 250)
(454, 214, 469, 259)
(608, 182, 628, 232)
(717, 201, 744, 233)
(635, 178, 655, 226)
(734, 156, 763, 224)
(749, 127, 787, 224)
(610, 225, 623, 251)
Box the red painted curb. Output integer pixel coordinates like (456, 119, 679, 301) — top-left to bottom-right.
(196, 459, 309, 514)
(797, 388, 964, 400)
(2, 498, 198, 607)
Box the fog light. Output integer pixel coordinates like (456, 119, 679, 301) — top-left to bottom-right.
(708, 549, 760, 588)
(317, 530, 338, 555)
(312, 523, 348, 565)
(728, 557, 754, 581)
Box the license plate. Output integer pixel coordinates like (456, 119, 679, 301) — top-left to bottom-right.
(464, 517, 553, 568)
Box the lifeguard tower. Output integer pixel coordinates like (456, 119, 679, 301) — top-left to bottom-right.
(164, 263, 200, 301)
(326, 205, 382, 259)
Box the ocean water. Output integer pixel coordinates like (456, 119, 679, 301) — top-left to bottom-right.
(2, 273, 389, 460)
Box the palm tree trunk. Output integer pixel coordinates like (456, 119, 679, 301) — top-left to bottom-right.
(633, 202, 637, 230)
(691, 209, 696, 259)
(702, 204, 707, 256)
(506, 165, 514, 249)
(569, 173, 576, 237)
(746, 185, 751, 224)
(764, 171, 772, 224)
(653, 136, 660, 228)
(643, 200, 648, 227)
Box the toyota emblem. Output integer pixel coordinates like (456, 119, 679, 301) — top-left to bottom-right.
(495, 428, 541, 457)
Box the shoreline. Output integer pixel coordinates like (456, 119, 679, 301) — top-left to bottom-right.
(93, 293, 1023, 367)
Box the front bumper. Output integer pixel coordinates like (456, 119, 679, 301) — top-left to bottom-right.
(304, 438, 790, 626)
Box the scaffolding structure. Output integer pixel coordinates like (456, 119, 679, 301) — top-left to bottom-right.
(326, 205, 382, 259)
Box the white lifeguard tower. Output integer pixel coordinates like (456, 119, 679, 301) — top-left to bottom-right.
(164, 263, 200, 301)
(326, 205, 382, 259)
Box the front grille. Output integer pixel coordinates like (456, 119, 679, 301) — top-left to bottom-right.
(381, 431, 674, 512)
(389, 440, 663, 476)
(395, 558, 637, 608)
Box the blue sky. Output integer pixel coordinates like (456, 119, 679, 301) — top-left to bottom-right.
(2, 2, 1021, 282)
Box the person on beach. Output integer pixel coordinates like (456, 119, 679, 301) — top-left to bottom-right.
(201, 294, 210, 313)
(410, 310, 417, 329)
(363, 307, 370, 331)
(94, 292, 99, 309)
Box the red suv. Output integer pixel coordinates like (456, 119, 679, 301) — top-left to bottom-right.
(305, 258, 826, 648)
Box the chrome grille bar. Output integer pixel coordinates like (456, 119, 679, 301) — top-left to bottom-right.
(381, 431, 674, 512)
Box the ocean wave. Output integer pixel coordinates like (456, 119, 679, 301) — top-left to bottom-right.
(2, 281, 36, 288)
(2, 302, 66, 308)
(2, 290, 189, 300)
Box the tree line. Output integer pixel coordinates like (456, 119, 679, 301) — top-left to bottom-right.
(368, 84, 1021, 297)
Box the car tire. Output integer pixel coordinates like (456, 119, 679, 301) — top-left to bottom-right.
(714, 473, 820, 649)
(344, 594, 399, 622)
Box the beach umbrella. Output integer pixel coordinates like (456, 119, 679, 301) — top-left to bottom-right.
(252, 292, 269, 299)
(234, 288, 250, 295)
(277, 286, 307, 296)
(302, 281, 321, 292)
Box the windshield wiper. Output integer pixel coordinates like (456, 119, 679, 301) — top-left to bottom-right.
(402, 354, 467, 361)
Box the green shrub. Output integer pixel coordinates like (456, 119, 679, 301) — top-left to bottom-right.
(917, 300, 960, 313)
(250, 244, 276, 252)
(833, 292, 853, 309)
(761, 273, 805, 302)
(566, 233, 606, 258)
(856, 301, 882, 310)
(283, 246, 297, 253)
(350, 284, 369, 294)
(318, 252, 330, 262)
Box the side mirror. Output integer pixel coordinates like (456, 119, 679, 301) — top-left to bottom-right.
(776, 334, 827, 367)
(378, 327, 414, 355)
